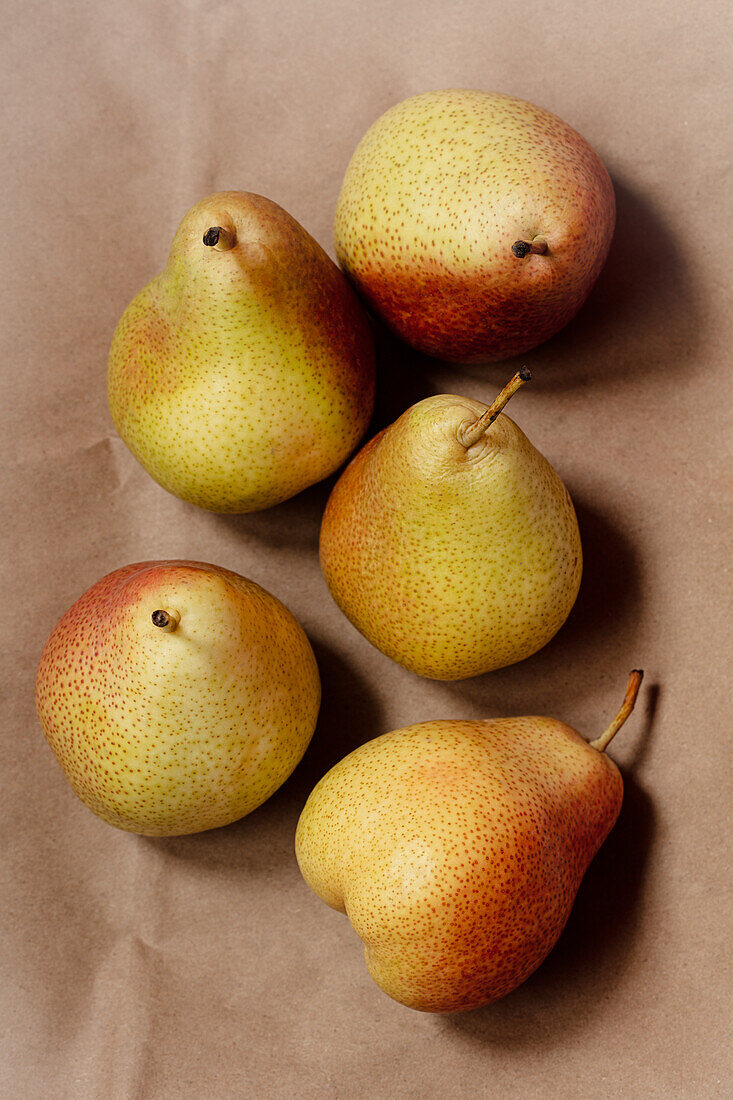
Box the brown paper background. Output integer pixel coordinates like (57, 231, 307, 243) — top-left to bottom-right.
(2, 1, 731, 1096)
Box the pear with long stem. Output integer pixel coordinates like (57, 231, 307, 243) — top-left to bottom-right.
(320, 369, 582, 680)
(296, 671, 644, 1013)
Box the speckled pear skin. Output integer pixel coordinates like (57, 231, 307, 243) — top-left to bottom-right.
(296, 717, 622, 1013)
(35, 561, 321, 836)
(319, 395, 582, 680)
(334, 89, 615, 364)
(108, 192, 375, 512)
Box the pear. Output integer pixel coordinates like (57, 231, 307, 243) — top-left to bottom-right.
(296, 671, 643, 1013)
(320, 369, 581, 680)
(35, 560, 321, 836)
(108, 192, 375, 512)
(335, 89, 614, 363)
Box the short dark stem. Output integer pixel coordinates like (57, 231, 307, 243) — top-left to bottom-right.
(203, 226, 236, 251)
(512, 237, 548, 258)
(590, 670, 644, 752)
(459, 368, 531, 448)
(152, 609, 181, 633)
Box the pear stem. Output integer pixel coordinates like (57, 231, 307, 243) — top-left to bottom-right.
(459, 368, 531, 448)
(152, 609, 181, 633)
(512, 237, 548, 258)
(590, 670, 644, 753)
(203, 226, 236, 251)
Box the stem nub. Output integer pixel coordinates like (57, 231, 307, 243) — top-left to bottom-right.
(152, 609, 181, 633)
(512, 237, 548, 258)
(590, 670, 644, 753)
(459, 368, 531, 448)
(203, 226, 236, 251)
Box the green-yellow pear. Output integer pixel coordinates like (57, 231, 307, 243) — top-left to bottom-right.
(320, 370, 581, 680)
(296, 671, 643, 1013)
(35, 560, 321, 836)
(108, 192, 375, 512)
(335, 89, 615, 363)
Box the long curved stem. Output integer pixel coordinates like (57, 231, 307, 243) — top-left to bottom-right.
(590, 670, 644, 752)
(459, 368, 531, 448)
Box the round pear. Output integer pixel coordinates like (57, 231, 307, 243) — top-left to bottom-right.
(35, 560, 321, 836)
(296, 672, 643, 1013)
(109, 192, 375, 512)
(320, 370, 582, 680)
(335, 89, 615, 363)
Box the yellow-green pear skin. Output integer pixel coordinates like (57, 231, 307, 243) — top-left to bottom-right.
(108, 192, 375, 513)
(35, 560, 321, 836)
(335, 89, 615, 363)
(319, 393, 582, 680)
(295, 712, 625, 1013)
